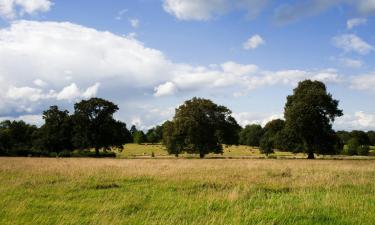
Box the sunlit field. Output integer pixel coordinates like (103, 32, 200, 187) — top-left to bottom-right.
(118, 144, 375, 159)
(1, 157, 375, 225)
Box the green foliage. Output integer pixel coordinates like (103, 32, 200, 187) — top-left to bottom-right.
(284, 80, 343, 159)
(162, 97, 240, 158)
(33, 106, 73, 153)
(239, 124, 264, 147)
(259, 135, 274, 156)
(350, 130, 370, 145)
(368, 131, 375, 146)
(0, 120, 37, 156)
(345, 137, 370, 156)
(337, 130, 351, 144)
(146, 126, 163, 143)
(133, 131, 146, 144)
(72, 98, 131, 156)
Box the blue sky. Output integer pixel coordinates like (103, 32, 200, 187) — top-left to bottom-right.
(0, 0, 374, 130)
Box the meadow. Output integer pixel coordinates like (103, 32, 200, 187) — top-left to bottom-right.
(1, 153, 375, 224)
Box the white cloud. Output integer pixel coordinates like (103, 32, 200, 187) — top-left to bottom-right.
(347, 18, 367, 29)
(154, 82, 178, 97)
(335, 111, 375, 131)
(162, 0, 267, 21)
(0, 0, 52, 19)
(129, 18, 140, 28)
(0, 114, 43, 126)
(243, 34, 265, 50)
(350, 73, 375, 91)
(33, 79, 48, 87)
(333, 34, 374, 55)
(233, 112, 283, 127)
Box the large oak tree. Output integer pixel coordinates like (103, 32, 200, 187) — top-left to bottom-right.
(284, 80, 343, 159)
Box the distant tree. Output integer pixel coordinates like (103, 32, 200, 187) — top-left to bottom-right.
(239, 124, 264, 147)
(133, 131, 146, 144)
(284, 80, 343, 159)
(337, 131, 351, 145)
(0, 120, 37, 156)
(146, 126, 163, 144)
(72, 98, 130, 156)
(162, 97, 240, 158)
(259, 134, 274, 156)
(346, 138, 360, 156)
(34, 106, 73, 153)
(368, 131, 375, 146)
(350, 130, 370, 146)
(263, 119, 285, 150)
(130, 125, 138, 136)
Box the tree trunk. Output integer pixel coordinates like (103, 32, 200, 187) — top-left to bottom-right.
(307, 151, 315, 159)
(199, 153, 205, 159)
(95, 147, 100, 157)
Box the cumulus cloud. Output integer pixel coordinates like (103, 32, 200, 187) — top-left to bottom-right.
(243, 35, 265, 50)
(335, 111, 375, 131)
(0, 114, 43, 126)
(154, 82, 178, 97)
(162, 0, 268, 21)
(347, 18, 367, 29)
(0, 0, 52, 20)
(333, 34, 374, 55)
(232, 112, 283, 127)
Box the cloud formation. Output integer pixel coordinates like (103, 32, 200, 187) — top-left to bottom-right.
(162, 0, 267, 21)
(333, 34, 374, 55)
(0, 0, 52, 19)
(243, 35, 265, 50)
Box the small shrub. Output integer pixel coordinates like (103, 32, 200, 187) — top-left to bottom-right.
(58, 150, 72, 157)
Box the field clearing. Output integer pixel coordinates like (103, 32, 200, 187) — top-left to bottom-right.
(1, 157, 375, 224)
(118, 144, 375, 159)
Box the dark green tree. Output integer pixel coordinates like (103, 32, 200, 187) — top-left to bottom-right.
(239, 124, 264, 147)
(259, 134, 274, 156)
(146, 126, 163, 144)
(0, 120, 37, 156)
(163, 97, 240, 158)
(350, 130, 370, 146)
(284, 80, 343, 159)
(368, 131, 375, 146)
(34, 106, 73, 154)
(72, 98, 130, 156)
(337, 130, 351, 144)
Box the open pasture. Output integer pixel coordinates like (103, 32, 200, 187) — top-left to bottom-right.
(1, 157, 375, 224)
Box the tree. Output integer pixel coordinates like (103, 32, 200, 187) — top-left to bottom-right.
(337, 130, 351, 144)
(239, 124, 264, 147)
(350, 130, 370, 146)
(72, 98, 130, 156)
(0, 120, 37, 156)
(133, 131, 146, 144)
(146, 126, 163, 144)
(368, 131, 375, 146)
(162, 97, 240, 158)
(284, 80, 343, 159)
(34, 106, 73, 153)
(259, 134, 274, 156)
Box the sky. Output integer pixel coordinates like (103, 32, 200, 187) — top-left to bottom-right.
(0, 0, 374, 131)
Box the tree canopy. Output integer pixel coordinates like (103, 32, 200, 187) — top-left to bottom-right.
(284, 80, 343, 159)
(162, 97, 240, 158)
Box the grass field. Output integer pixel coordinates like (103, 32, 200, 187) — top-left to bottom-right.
(118, 143, 375, 159)
(1, 157, 375, 224)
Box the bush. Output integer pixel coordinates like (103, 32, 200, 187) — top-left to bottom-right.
(346, 138, 360, 155)
(58, 150, 72, 157)
(260, 136, 274, 156)
(358, 145, 370, 156)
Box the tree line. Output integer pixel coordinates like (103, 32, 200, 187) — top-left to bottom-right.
(0, 80, 374, 158)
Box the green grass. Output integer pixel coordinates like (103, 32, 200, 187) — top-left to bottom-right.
(118, 143, 375, 159)
(1, 158, 375, 224)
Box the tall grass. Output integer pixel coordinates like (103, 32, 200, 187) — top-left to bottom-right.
(1, 158, 375, 224)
